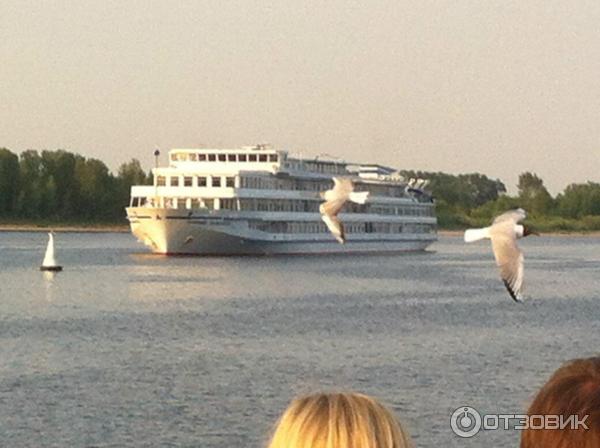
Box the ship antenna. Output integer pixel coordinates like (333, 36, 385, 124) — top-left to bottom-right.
(153, 148, 160, 207)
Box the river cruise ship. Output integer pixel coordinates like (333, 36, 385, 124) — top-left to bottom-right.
(126, 145, 437, 255)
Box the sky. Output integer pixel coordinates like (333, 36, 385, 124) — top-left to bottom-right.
(2, 0, 600, 194)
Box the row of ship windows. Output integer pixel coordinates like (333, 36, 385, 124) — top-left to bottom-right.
(240, 176, 331, 191)
(248, 221, 436, 234)
(171, 153, 279, 163)
(154, 175, 412, 200)
(132, 196, 434, 217)
(169, 152, 348, 175)
(237, 199, 434, 216)
(157, 175, 236, 188)
(285, 160, 347, 175)
(241, 176, 408, 197)
(156, 174, 334, 191)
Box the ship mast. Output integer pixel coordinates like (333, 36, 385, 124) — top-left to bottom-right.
(153, 148, 160, 207)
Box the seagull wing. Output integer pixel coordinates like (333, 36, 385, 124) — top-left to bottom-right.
(322, 177, 355, 213)
(320, 177, 354, 243)
(320, 211, 345, 244)
(320, 198, 346, 217)
(493, 208, 526, 225)
(323, 177, 352, 202)
(332, 177, 353, 197)
(490, 222, 525, 302)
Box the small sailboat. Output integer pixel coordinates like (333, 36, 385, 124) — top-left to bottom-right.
(40, 232, 63, 272)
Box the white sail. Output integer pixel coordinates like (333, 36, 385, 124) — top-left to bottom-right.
(42, 233, 57, 267)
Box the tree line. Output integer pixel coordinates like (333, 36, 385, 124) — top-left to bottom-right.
(1, 147, 599, 230)
(0, 148, 149, 223)
(401, 170, 600, 231)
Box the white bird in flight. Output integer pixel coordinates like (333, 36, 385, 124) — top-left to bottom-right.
(320, 178, 369, 244)
(464, 208, 538, 302)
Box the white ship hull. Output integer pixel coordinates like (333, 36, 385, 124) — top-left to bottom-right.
(127, 207, 436, 255)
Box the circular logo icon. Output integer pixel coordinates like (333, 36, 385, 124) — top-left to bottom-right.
(451, 406, 482, 438)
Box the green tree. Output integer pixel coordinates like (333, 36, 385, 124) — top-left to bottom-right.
(461, 173, 507, 208)
(556, 182, 600, 218)
(517, 172, 554, 214)
(118, 159, 147, 186)
(400, 170, 506, 209)
(16, 150, 43, 218)
(74, 157, 118, 221)
(0, 148, 20, 216)
(40, 175, 58, 218)
(40, 150, 81, 219)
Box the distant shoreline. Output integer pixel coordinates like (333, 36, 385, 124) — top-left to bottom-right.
(438, 230, 600, 237)
(1, 224, 599, 237)
(0, 224, 129, 233)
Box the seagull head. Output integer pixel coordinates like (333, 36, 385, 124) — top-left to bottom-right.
(523, 225, 539, 237)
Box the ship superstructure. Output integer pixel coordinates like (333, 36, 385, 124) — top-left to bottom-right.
(126, 145, 437, 255)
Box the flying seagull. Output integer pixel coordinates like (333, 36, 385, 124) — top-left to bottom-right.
(319, 178, 369, 244)
(464, 208, 537, 302)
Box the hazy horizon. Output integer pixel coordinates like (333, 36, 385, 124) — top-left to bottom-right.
(3, 0, 600, 194)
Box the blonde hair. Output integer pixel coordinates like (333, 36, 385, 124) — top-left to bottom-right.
(267, 392, 413, 448)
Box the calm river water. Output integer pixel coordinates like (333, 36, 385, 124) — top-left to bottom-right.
(1, 232, 599, 447)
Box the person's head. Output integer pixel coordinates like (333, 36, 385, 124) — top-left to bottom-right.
(521, 356, 600, 448)
(267, 391, 412, 448)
